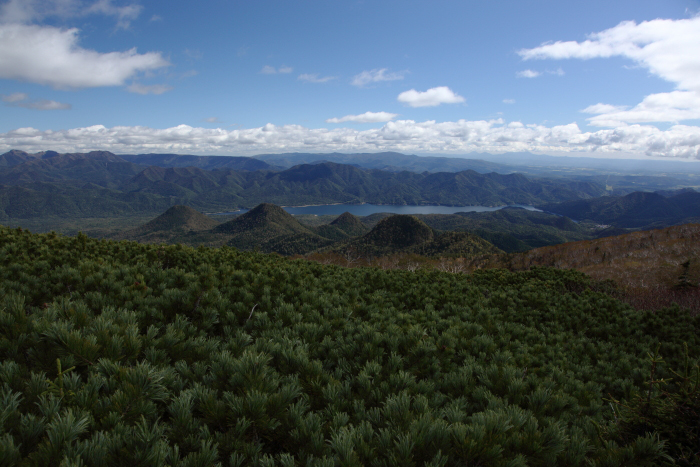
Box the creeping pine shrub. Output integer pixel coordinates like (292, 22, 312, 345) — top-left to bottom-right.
(606, 344, 700, 466)
(0, 227, 698, 465)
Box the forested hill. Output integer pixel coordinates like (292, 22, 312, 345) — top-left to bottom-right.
(538, 190, 700, 229)
(0, 226, 698, 465)
(0, 149, 605, 219)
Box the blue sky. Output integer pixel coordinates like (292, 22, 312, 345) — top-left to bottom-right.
(1, 0, 699, 159)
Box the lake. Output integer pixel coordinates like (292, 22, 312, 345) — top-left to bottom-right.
(213, 204, 542, 217)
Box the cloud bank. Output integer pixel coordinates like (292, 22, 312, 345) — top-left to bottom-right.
(519, 16, 700, 126)
(326, 111, 398, 123)
(0, 24, 169, 88)
(397, 86, 465, 107)
(2, 119, 698, 159)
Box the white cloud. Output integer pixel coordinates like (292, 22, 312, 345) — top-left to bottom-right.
(127, 83, 172, 95)
(4, 119, 697, 158)
(1, 92, 27, 103)
(149, 14, 162, 22)
(503, 99, 515, 104)
(550, 67, 565, 76)
(0, 24, 169, 89)
(261, 65, 293, 74)
(2, 92, 70, 109)
(25, 99, 71, 110)
(0, 0, 143, 29)
(351, 68, 406, 87)
(582, 91, 700, 127)
(203, 117, 220, 123)
(326, 111, 398, 124)
(581, 103, 629, 114)
(518, 17, 700, 126)
(183, 48, 202, 60)
(516, 69, 541, 78)
(84, 0, 141, 29)
(518, 17, 700, 91)
(298, 73, 337, 83)
(1, 0, 80, 24)
(397, 86, 465, 107)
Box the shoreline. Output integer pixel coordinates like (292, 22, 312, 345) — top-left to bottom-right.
(208, 203, 540, 216)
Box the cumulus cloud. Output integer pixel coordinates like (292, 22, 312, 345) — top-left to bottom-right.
(397, 86, 465, 107)
(516, 69, 540, 78)
(260, 65, 293, 74)
(3, 119, 698, 158)
(326, 111, 398, 124)
(2, 92, 70, 109)
(519, 16, 700, 126)
(298, 73, 337, 83)
(127, 83, 173, 95)
(351, 68, 406, 87)
(582, 91, 700, 127)
(0, 24, 169, 88)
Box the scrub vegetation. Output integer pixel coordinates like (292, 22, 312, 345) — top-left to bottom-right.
(0, 226, 699, 466)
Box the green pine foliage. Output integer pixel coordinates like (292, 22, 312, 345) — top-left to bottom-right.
(0, 225, 698, 465)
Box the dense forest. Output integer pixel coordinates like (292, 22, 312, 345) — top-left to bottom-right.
(0, 150, 606, 220)
(1, 226, 699, 466)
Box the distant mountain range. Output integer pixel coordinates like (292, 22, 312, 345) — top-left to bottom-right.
(0, 149, 607, 219)
(539, 190, 700, 229)
(252, 151, 512, 173)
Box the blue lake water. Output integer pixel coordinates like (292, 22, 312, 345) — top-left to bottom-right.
(213, 204, 541, 217)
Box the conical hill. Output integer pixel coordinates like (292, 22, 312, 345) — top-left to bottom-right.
(110, 205, 219, 243)
(330, 212, 369, 236)
(140, 205, 219, 233)
(361, 215, 434, 249)
(214, 203, 311, 236)
(213, 203, 328, 253)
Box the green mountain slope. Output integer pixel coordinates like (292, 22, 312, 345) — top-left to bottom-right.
(119, 152, 275, 171)
(0, 183, 172, 220)
(111, 205, 220, 244)
(416, 208, 592, 250)
(0, 151, 144, 189)
(315, 212, 370, 240)
(253, 151, 513, 173)
(539, 191, 700, 228)
(213, 203, 332, 252)
(337, 214, 502, 258)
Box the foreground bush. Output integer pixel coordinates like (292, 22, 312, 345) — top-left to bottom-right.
(0, 226, 698, 466)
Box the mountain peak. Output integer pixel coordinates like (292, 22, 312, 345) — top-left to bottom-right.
(139, 205, 219, 233)
(214, 203, 311, 235)
(362, 214, 434, 249)
(330, 211, 368, 236)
